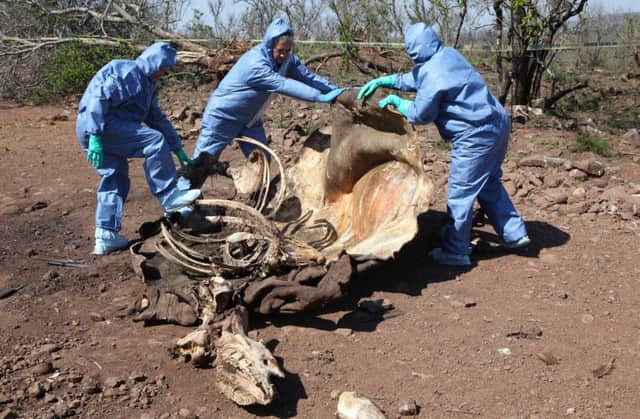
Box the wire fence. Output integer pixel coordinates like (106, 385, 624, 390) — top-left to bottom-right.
(2, 36, 640, 53)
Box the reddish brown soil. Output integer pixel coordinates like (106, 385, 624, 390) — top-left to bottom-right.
(1, 78, 640, 419)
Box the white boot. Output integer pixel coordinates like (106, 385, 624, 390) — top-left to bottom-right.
(93, 227, 129, 255)
(159, 187, 201, 213)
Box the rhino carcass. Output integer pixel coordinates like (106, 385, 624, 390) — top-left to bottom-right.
(130, 88, 434, 407)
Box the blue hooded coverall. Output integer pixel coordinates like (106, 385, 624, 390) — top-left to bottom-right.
(395, 23, 527, 255)
(76, 42, 181, 232)
(193, 18, 337, 159)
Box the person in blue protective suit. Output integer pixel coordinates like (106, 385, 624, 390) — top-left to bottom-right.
(190, 18, 346, 180)
(358, 23, 530, 267)
(76, 42, 201, 255)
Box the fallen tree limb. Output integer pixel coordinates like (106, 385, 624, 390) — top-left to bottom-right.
(542, 80, 589, 109)
(303, 52, 343, 66)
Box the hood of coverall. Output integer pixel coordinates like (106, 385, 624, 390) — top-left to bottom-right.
(261, 18, 294, 66)
(404, 23, 442, 65)
(135, 42, 177, 77)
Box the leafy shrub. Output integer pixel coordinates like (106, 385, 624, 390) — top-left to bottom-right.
(35, 42, 137, 103)
(572, 132, 611, 156)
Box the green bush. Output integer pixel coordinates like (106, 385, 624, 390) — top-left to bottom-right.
(35, 42, 136, 103)
(572, 132, 611, 156)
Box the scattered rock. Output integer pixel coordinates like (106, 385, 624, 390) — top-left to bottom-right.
(103, 388, 118, 398)
(581, 313, 594, 324)
(570, 187, 586, 200)
(0, 410, 17, 419)
(44, 393, 58, 403)
(497, 347, 512, 356)
(544, 190, 568, 206)
(543, 173, 564, 188)
(335, 328, 353, 337)
(42, 271, 60, 281)
(129, 372, 147, 383)
(535, 352, 559, 365)
(592, 358, 616, 378)
(358, 299, 394, 313)
(563, 202, 589, 216)
(53, 401, 72, 418)
(519, 155, 567, 168)
(27, 382, 45, 398)
(172, 106, 189, 121)
(29, 362, 54, 376)
(622, 128, 640, 145)
(337, 391, 387, 419)
(602, 185, 627, 203)
(81, 377, 101, 394)
(566, 407, 576, 415)
(66, 373, 83, 383)
(29, 201, 48, 212)
(330, 389, 341, 400)
(104, 377, 124, 388)
(568, 168, 588, 180)
(178, 408, 193, 418)
(398, 400, 419, 416)
(591, 177, 609, 188)
(572, 159, 605, 177)
(506, 324, 542, 339)
(311, 350, 335, 363)
(463, 298, 477, 308)
(89, 312, 105, 322)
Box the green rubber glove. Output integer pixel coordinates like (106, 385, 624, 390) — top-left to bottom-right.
(357, 75, 397, 99)
(173, 148, 192, 169)
(87, 134, 103, 169)
(379, 94, 412, 118)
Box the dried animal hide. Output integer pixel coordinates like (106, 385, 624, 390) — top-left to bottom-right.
(242, 253, 353, 314)
(284, 88, 434, 262)
(133, 287, 198, 326)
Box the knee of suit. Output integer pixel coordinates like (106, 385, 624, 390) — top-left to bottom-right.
(141, 130, 168, 157)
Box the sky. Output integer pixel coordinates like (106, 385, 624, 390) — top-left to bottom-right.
(589, 0, 640, 11)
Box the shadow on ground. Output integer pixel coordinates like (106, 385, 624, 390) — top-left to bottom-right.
(256, 210, 571, 333)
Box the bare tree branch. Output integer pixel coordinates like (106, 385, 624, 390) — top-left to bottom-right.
(542, 80, 589, 109)
(303, 52, 344, 66)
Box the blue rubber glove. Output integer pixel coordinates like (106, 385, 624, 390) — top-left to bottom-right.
(87, 134, 103, 169)
(317, 88, 348, 103)
(173, 148, 192, 169)
(379, 94, 412, 118)
(357, 75, 397, 99)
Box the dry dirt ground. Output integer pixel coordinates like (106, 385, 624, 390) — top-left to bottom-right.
(1, 74, 640, 419)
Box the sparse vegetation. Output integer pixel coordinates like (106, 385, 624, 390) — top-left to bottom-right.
(35, 42, 137, 103)
(434, 140, 453, 151)
(572, 131, 612, 156)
